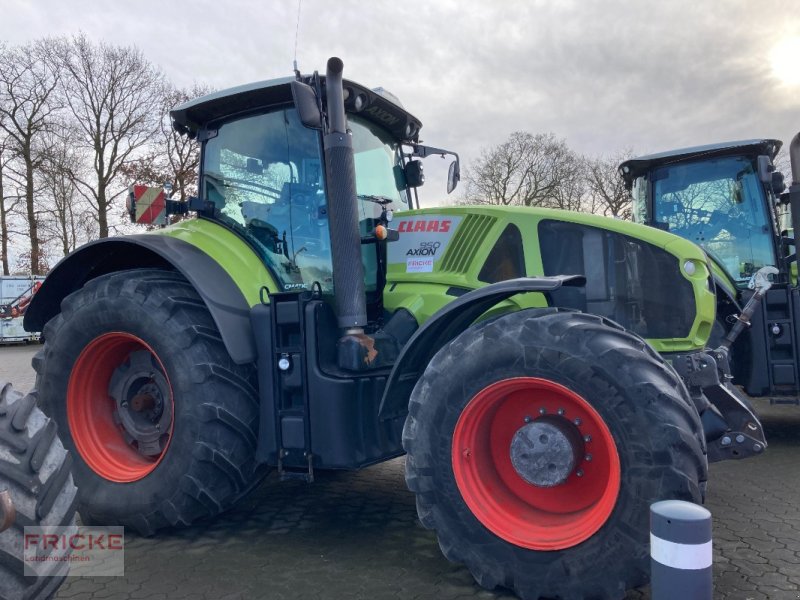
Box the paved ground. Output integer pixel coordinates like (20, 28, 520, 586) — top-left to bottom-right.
(3, 343, 799, 599)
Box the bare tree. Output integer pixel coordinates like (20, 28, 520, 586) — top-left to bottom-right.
(586, 152, 634, 219)
(463, 132, 582, 209)
(774, 147, 791, 182)
(38, 131, 93, 256)
(0, 134, 24, 275)
(121, 83, 211, 201)
(548, 150, 587, 212)
(56, 35, 164, 238)
(0, 40, 62, 274)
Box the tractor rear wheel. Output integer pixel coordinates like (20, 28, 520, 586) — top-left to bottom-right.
(33, 269, 264, 535)
(0, 382, 77, 600)
(403, 309, 707, 599)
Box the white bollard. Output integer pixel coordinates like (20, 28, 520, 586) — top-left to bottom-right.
(650, 500, 713, 599)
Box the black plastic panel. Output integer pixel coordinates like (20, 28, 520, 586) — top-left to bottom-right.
(538, 220, 696, 339)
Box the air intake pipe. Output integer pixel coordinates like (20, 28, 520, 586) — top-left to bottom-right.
(790, 131, 800, 281)
(323, 57, 368, 331)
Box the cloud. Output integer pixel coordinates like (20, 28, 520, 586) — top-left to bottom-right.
(2, 0, 798, 205)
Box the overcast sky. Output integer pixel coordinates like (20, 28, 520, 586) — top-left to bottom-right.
(2, 0, 799, 203)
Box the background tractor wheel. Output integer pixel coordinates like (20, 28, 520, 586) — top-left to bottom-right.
(0, 382, 77, 600)
(403, 309, 707, 600)
(33, 269, 265, 535)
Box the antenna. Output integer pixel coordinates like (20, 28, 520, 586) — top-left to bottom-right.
(293, 0, 302, 77)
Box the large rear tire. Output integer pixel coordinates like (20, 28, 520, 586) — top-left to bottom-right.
(0, 382, 77, 600)
(403, 309, 707, 599)
(33, 269, 265, 535)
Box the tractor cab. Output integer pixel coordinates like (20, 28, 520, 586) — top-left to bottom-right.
(170, 74, 459, 307)
(621, 135, 800, 400)
(620, 140, 784, 289)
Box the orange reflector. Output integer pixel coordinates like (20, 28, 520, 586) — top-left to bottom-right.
(375, 225, 388, 240)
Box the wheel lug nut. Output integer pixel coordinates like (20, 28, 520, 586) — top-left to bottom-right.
(462, 448, 471, 458)
(585, 454, 593, 462)
(557, 408, 565, 416)
(524, 415, 532, 423)
(583, 435, 592, 443)
(576, 469, 584, 477)
(573, 418, 582, 426)
(538, 407, 546, 415)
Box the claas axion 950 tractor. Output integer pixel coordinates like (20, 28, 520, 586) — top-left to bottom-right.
(621, 133, 800, 405)
(24, 58, 765, 599)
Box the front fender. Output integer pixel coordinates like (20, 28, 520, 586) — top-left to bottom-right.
(377, 275, 585, 420)
(25, 235, 260, 364)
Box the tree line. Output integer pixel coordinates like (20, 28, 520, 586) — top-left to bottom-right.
(0, 35, 207, 275)
(1, 35, 636, 277)
(461, 131, 633, 220)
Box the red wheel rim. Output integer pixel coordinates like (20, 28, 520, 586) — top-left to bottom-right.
(67, 332, 174, 483)
(451, 377, 621, 550)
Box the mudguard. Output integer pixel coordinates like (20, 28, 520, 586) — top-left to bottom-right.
(24, 235, 257, 364)
(377, 275, 586, 420)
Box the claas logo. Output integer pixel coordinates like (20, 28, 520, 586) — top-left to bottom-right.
(397, 219, 452, 233)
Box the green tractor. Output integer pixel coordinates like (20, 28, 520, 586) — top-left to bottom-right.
(25, 58, 765, 599)
(620, 133, 800, 404)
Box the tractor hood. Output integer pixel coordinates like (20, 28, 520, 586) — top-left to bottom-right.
(383, 206, 716, 353)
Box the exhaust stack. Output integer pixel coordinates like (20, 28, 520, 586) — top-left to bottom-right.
(789, 132, 800, 270)
(790, 131, 800, 185)
(323, 57, 368, 332)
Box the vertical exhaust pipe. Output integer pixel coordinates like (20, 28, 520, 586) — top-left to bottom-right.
(789, 131, 800, 284)
(323, 57, 368, 332)
(790, 131, 800, 185)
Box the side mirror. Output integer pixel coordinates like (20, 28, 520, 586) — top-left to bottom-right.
(410, 144, 461, 194)
(757, 155, 775, 184)
(772, 171, 786, 195)
(291, 80, 322, 129)
(405, 160, 425, 188)
(447, 159, 460, 194)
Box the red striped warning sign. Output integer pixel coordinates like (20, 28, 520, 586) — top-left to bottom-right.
(132, 185, 167, 225)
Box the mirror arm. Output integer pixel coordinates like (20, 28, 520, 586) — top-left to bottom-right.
(411, 144, 455, 159)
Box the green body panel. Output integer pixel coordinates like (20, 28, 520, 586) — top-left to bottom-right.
(384, 206, 715, 352)
(154, 218, 278, 306)
(147, 208, 714, 353)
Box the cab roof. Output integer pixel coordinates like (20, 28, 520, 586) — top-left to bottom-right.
(619, 139, 782, 188)
(170, 75, 423, 143)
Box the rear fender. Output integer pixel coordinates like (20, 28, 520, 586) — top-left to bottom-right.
(24, 235, 258, 364)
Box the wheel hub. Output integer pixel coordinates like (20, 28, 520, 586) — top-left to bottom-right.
(108, 350, 172, 457)
(509, 416, 584, 487)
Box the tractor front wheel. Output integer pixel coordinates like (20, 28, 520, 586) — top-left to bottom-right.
(403, 309, 707, 599)
(34, 269, 264, 535)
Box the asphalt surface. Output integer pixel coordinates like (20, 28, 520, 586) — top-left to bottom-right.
(2, 343, 799, 600)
